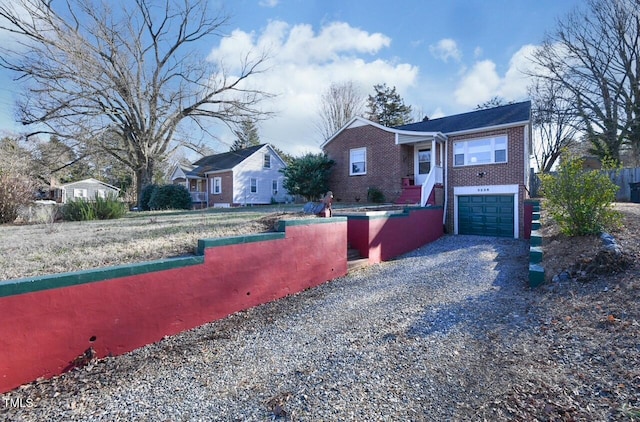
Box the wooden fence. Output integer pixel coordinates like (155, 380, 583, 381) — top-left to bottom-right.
(529, 167, 640, 201)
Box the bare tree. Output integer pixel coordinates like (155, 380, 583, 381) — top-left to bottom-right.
(529, 0, 640, 164)
(0, 0, 271, 204)
(316, 81, 365, 141)
(529, 79, 579, 172)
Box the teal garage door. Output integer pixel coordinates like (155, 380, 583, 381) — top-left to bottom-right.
(458, 195, 514, 237)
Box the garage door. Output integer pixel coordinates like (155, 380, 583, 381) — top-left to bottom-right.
(458, 195, 514, 237)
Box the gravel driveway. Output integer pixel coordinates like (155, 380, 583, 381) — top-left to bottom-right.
(3, 235, 533, 421)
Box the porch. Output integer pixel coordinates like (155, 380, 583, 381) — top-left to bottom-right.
(394, 131, 446, 206)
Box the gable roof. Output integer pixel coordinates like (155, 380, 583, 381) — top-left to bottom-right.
(59, 178, 120, 191)
(394, 100, 531, 135)
(187, 144, 282, 177)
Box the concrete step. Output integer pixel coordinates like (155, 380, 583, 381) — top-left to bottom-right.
(347, 258, 369, 272)
(347, 248, 362, 260)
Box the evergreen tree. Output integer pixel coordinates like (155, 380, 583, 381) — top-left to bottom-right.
(366, 83, 413, 127)
(280, 153, 334, 201)
(230, 119, 261, 151)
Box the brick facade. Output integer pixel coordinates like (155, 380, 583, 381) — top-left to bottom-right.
(445, 126, 528, 236)
(206, 171, 234, 205)
(324, 125, 413, 204)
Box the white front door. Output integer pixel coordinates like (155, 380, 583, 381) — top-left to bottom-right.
(414, 146, 431, 185)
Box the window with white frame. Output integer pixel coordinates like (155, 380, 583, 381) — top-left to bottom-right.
(211, 177, 222, 194)
(272, 179, 278, 195)
(263, 154, 271, 169)
(73, 188, 88, 198)
(250, 178, 258, 193)
(454, 135, 507, 166)
(97, 189, 107, 199)
(350, 147, 367, 175)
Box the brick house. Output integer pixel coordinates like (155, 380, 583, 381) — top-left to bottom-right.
(170, 144, 290, 207)
(322, 101, 532, 238)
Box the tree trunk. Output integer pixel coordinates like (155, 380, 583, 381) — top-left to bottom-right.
(135, 159, 155, 208)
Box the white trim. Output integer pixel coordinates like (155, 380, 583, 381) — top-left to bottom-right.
(453, 135, 508, 167)
(453, 184, 519, 238)
(250, 177, 258, 193)
(349, 147, 367, 176)
(211, 176, 222, 194)
(445, 120, 529, 137)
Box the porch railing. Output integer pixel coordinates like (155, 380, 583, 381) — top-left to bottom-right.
(420, 165, 443, 207)
(190, 191, 206, 202)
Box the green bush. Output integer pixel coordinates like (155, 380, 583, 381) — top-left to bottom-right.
(540, 153, 621, 236)
(94, 193, 127, 219)
(148, 184, 192, 210)
(62, 198, 96, 221)
(62, 194, 127, 221)
(280, 153, 335, 201)
(140, 184, 158, 211)
(367, 186, 386, 203)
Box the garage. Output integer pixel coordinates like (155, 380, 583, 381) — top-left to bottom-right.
(457, 195, 514, 237)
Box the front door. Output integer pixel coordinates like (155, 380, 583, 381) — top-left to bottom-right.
(415, 146, 431, 185)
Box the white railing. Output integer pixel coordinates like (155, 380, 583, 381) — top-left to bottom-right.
(420, 165, 443, 207)
(190, 191, 206, 202)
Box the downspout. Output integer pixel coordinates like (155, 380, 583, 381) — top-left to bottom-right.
(442, 137, 448, 228)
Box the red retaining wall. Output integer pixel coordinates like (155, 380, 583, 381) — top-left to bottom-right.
(343, 207, 444, 264)
(0, 219, 347, 394)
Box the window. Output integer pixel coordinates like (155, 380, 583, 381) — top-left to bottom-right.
(272, 179, 278, 195)
(263, 154, 271, 169)
(211, 177, 222, 194)
(350, 147, 367, 175)
(73, 188, 88, 198)
(250, 178, 258, 193)
(97, 189, 107, 199)
(453, 136, 507, 166)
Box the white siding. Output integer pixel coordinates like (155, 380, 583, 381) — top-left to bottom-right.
(233, 146, 290, 205)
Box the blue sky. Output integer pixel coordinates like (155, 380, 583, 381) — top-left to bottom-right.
(0, 0, 582, 156)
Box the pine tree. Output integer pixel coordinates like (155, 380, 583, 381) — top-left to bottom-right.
(366, 83, 413, 127)
(230, 119, 260, 151)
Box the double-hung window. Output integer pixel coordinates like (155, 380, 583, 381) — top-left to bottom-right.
(263, 154, 271, 169)
(250, 178, 258, 193)
(272, 180, 278, 195)
(350, 147, 367, 175)
(454, 135, 507, 166)
(211, 177, 222, 194)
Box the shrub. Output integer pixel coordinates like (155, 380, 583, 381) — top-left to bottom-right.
(62, 193, 127, 221)
(93, 193, 127, 220)
(62, 198, 96, 221)
(280, 153, 335, 201)
(148, 184, 192, 210)
(140, 184, 158, 211)
(0, 170, 36, 224)
(367, 186, 386, 203)
(540, 153, 621, 236)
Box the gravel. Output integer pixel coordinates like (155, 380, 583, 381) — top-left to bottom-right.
(2, 235, 535, 421)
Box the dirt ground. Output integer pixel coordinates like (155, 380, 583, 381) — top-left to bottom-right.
(511, 202, 640, 420)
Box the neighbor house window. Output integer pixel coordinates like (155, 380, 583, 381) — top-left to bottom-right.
(211, 177, 222, 194)
(272, 179, 278, 195)
(250, 178, 258, 193)
(350, 147, 367, 175)
(454, 135, 507, 166)
(263, 154, 271, 169)
(97, 189, 107, 199)
(73, 188, 88, 199)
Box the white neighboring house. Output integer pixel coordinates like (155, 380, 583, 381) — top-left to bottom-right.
(170, 144, 291, 208)
(55, 178, 121, 203)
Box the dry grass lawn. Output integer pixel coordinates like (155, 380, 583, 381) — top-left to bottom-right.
(0, 205, 308, 281)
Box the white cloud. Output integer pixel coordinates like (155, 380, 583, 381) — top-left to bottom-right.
(473, 46, 483, 58)
(258, 0, 279, 7)
(453, 44, 542, 108)
(429, 38, 462, 63)
(454, 60, 501, 107)
(207, 21, 418, 155)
